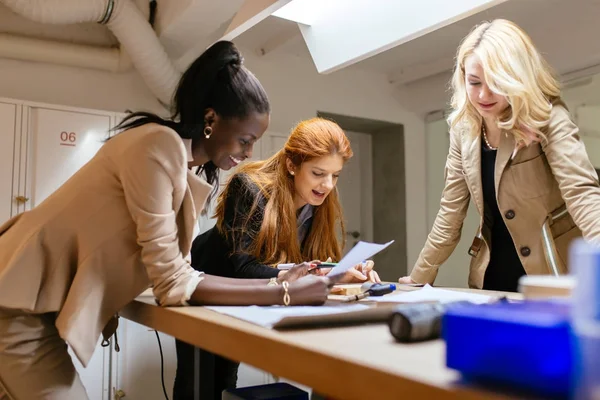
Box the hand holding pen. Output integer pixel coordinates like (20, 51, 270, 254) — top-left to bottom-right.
(277, 258, 381, 283)
(276, 262, 316, 284)
(311, 257, 381, 283)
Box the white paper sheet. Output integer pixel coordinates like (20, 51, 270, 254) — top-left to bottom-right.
(205, 304, 370, 328)
(368, 284, 494, 304)
(327, 240, 395, 277)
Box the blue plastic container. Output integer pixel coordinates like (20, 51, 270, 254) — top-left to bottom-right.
(442, 300, 573, 397)
(570, 239, 600, 399)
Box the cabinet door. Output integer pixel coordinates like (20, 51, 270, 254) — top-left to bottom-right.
(70, 338, 112, 400)
(0, 102, 17, 224)
(21, 106, 113, 399)
(21, 107, 111, 210)
(114, 319, 178, 400)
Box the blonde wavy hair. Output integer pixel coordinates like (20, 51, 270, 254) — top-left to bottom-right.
(448, 19, 561, 144)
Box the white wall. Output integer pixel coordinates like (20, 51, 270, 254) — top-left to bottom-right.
(0, 58, 163, 115)
(0, 51, 428, 272)
(563, 74, 600, 169)
(394, 71, 453, 117)
(563, 74, 600, 110)
(572, 102, 600, 169)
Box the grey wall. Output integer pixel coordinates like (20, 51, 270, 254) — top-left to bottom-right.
(318, 111, 406, 281)
(372, 126, 407, 280)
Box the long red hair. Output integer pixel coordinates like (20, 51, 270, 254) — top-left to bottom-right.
(215, 117, 353, 265)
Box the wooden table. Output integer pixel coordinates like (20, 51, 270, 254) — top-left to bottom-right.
(120, 287, 522, 400)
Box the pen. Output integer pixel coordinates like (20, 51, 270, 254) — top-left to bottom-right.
(276, 263, 333, 270)
(317, 260, 368, 268)
(276, 261, 367, 270)
(315, 262, 337, 267)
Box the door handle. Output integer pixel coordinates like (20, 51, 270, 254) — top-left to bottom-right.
(14, 195, 29, 204)
(347, 231, 360, 239)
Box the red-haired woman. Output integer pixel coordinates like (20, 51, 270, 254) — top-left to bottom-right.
(173, 117, 380, 399)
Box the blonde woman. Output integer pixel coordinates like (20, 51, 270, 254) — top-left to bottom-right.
(399, 19, 600, 292)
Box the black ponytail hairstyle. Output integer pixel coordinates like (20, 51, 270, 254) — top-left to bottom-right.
(114, 41, 270, 206)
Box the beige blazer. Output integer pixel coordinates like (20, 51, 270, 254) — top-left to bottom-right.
(411, 102, 600, 288)
(0, 123, 211, 366)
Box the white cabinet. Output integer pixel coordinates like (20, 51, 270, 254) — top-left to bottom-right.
(0, 102, 18, 224)
(23, 105, 115, 400)
(0, 98, 119, 400)
(1, 99, 118, 217)
(22, 107, 111, 209)
(25, 105, 116, 400)
(113, 319, 177, 400)
(71, 339, 113, 400)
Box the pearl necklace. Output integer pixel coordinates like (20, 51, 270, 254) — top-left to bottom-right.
(482, 124, 497, 150)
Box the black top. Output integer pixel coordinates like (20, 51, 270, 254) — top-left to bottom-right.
(190, 173, 314, 279)
(480, 145, 526, 292)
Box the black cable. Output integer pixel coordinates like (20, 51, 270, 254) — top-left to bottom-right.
(154, 330, 170, 400)
(149, 0, 157, 27)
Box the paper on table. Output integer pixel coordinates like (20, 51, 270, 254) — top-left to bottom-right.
(368, 284, 493, 304)
(327, 240, 395, 277)
(205, 304, 370, 329)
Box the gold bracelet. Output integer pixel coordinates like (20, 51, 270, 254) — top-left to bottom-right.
(282, 281, 290, 306)
(267, 277, 279, 286)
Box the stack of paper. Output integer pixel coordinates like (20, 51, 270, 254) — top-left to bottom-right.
(368, 284, 494, 304)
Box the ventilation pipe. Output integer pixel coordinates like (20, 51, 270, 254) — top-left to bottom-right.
(0, 0, 181, 105)
(0, 33, 131, 72)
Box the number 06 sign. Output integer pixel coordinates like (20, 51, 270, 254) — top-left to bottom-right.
(60, 131, 77, 147)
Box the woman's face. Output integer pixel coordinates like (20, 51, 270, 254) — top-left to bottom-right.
(464, 54, 509, 118)
(203, 111, 269, 170)
(288, 154, 344, 209)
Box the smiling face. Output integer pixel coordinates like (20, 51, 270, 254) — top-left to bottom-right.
(287, 154, 344, 209)
(464, 54, 509, 119)
(203, 111, 270, 170)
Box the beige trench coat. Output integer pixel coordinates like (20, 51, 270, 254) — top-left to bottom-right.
(411, 102, 600, 288)
(0, 123, 211, 366)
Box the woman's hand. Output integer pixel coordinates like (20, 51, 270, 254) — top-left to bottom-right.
(398, 276, 416, 284)
(277, 262, 316, 284)
(322, 259, 380, 283)
(339, 260, 380, 283)
(287, 275, 332, 305)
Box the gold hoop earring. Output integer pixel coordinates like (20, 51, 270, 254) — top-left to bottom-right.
(204, 126, 213, 139)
